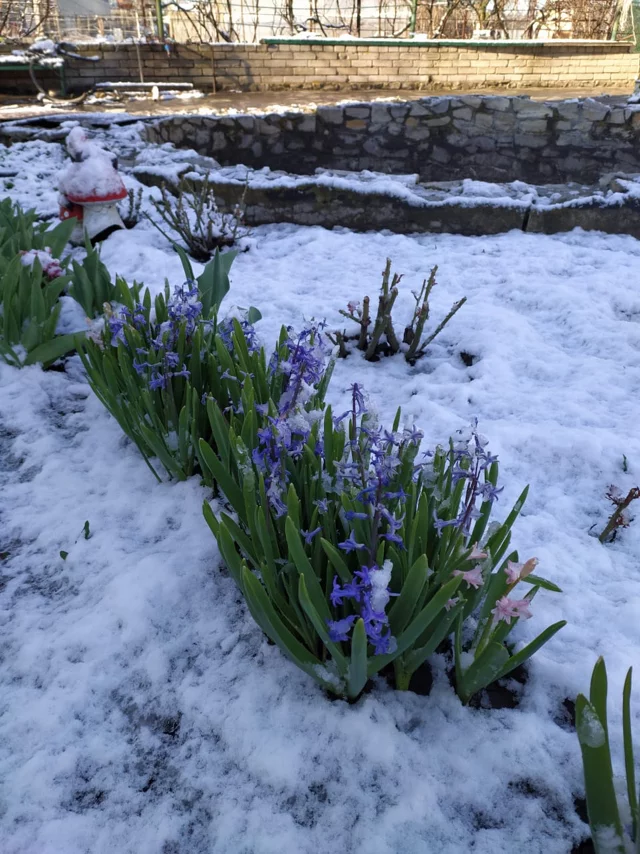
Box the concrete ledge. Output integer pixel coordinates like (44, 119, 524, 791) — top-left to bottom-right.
(133, 165, 640, 238)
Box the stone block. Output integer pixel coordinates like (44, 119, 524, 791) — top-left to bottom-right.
(370, 103, 392, 123)
(513, 100, 554, 119)
(514, 133, 547, 149)
(474, 112, 494, 129)
(484, 96, 511, 112)
(582, 99, 610, 122)
(426, 116, 451, 128)
(297, 115, 316, 133)
(459, 95, 483, 108)
(404, 125, 431, 141)
(608, 108, 626, 125)
(430, 146, 451, 164)
(452, 107, 473, 121)
(518, 118, 548, 134)
(345, 106, 370, 119)
(421, 97, 450, 114)
(317, 106, 343, 125)
(389, 104, 410, 119)
(556, 101, 580, 120)
(408, 102, 431, 117)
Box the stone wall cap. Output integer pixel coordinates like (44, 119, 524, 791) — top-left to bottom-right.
(261, 36, 634, 50)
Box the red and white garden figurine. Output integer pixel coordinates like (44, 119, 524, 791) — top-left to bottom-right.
(58, 126, 128, 243)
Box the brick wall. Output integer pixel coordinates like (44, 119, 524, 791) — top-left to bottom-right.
(1, 40, 636, 95)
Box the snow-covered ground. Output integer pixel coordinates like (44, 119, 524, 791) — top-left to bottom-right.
(1, 127, 640, 854)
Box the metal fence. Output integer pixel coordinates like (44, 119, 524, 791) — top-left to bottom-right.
(0, 0, 634, 43)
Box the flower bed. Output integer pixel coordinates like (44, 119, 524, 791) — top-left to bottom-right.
(0, 127, 640, 854)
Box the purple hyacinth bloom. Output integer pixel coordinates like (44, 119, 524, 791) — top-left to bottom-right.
(338, 532, 366, 553)
(370, 629, 394, 655)
(384, 487, 408, 502)
(381, 429, 397, 451)
(383, 532, 404, 547)
(133, 360, 151, 375)
(165, 351, 180, 369)
(350, 382, 366, 414)
(149, 373, 166, 391)
(479, 482, 504, 503)
(314, 499, 329, 515)
(330, 577, 347, 607)
(255, 403, 269, 416)
(300, 526, 322, 545)
(171, 365, 190, 380)
(327, 615, 356, 643)
(354, 565, 373, 587)
(433, 512, 457, 534)
(345, 511, 368, 521)
(108, 315, 126, 347)
(403, 425, 424, 444)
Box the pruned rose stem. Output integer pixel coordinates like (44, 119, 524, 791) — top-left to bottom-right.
(599, 486, 640, 543)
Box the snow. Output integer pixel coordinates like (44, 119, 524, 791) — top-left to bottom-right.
(20, 247, 63, 278)
(2, 123, 640, 854)
(58, 130, 126, 201)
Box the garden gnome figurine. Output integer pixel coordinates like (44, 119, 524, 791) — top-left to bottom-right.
(58, 126, 128, 244)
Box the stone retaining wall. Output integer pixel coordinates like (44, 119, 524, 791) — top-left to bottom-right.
(145, 95, 640, 184)
(0, 40, 637, 95)
(133, 166, 640, 239)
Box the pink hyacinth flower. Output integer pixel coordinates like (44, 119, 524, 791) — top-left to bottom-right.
(491, 596, 517, 624)
(453, 566, 484, 589)
(511, 598, 533, 620)
(505, 557, 539, 586)
(505, 561, 522, 585)
(468, 543, 488, 561)
(445, 597, 460, 611)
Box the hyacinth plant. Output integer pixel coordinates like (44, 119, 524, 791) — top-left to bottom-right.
(0, 250, 79, 368)
(78, 248, 264, 481)
(0, 198, 74, 260)
(201, 329, 564, 702)
(67, 240, 121, 319)
(576, 658, 639, 854)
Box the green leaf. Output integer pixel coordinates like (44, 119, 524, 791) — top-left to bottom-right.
(388, 554, 429, 636)
(198, 248, 237, 317)
(369, 575, 463, 676)
(173, 243, 195, 281)
(576, 685, 626, 853)
(23, 333, 79, 367)
(285, 517, 330, 621)
(241, 566, 325, 683)
(59, 550, 68, 560)
(298, 575, 347, 671)
(198, 439, 246, 523)
(202, 500, 220, 539)
(247, 306, 262, 324)
(347, 618, 368, 700)
(216, 521, 245, 588)
(522, 574, 563, 593)
(623, 667, 637, 841)
(457, 642, 510, 705)
(320, 538, 352, 584)
(402, 603, 463, 677)
(45, 216, 76, 258)
(493, 621, 567, 683)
